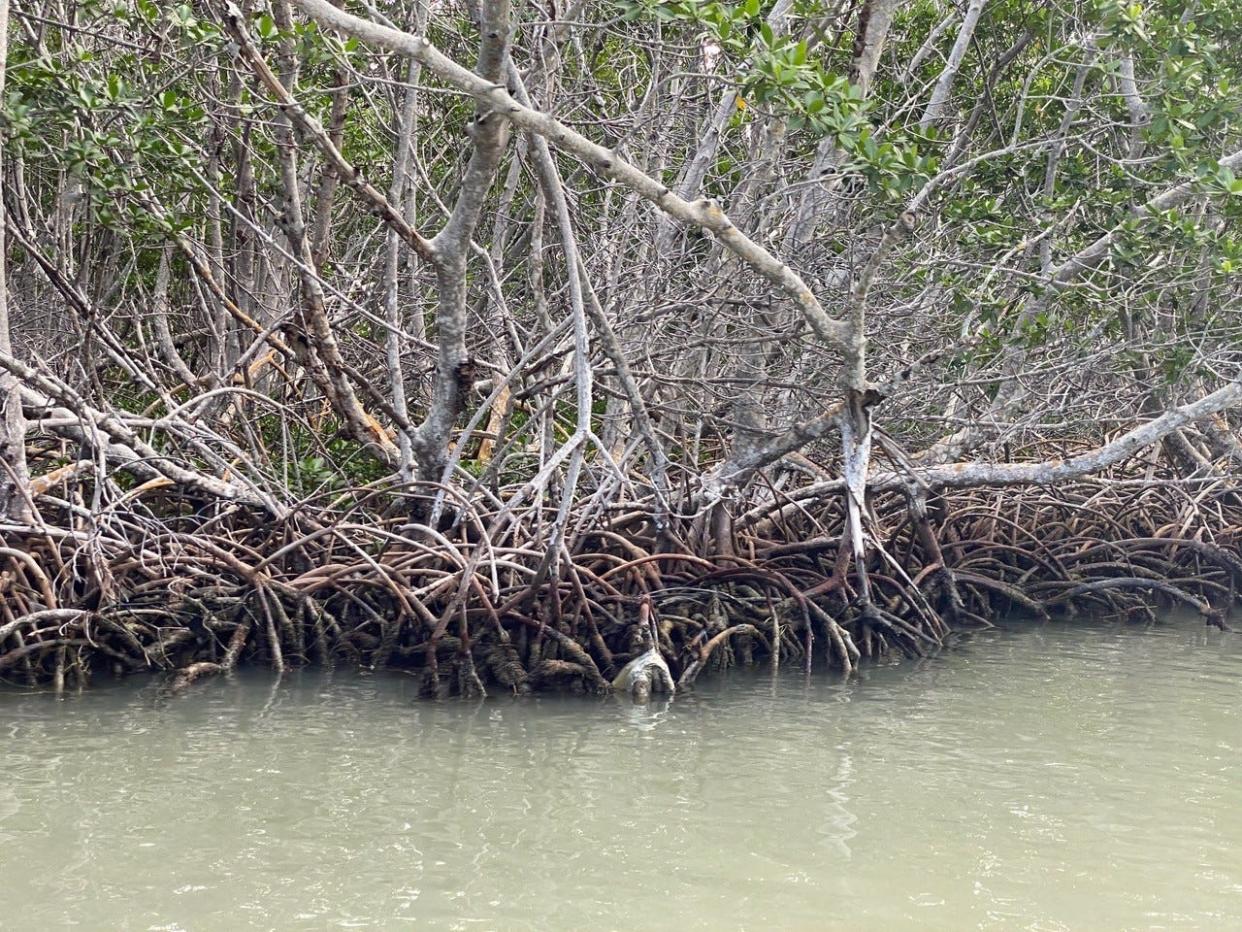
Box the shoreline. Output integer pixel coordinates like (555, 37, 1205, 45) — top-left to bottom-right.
(3, 469, 1237, 699)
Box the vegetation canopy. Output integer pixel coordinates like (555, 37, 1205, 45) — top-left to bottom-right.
(0, 0, 1239, 696)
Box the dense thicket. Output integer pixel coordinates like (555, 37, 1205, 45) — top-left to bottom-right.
(1, 0, 1239, 694)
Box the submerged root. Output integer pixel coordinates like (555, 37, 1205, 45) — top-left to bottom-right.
(454, 652, 487, 700)
(532, 659, 600, 695)
(2, 469, 1240, 695)
(485, 640, 530, 694)
(163, 661, 224, 697)
(678, 623, 762, 690)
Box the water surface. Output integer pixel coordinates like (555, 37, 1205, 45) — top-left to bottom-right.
(3, 619, 1241, 930)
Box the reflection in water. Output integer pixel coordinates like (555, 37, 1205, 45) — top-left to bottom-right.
(2, 619, 1241, 930)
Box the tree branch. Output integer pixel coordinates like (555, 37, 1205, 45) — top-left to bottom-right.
(286, 0, 853, 357)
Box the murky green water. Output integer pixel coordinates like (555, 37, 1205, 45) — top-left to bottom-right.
(3, 619, 1241, 931)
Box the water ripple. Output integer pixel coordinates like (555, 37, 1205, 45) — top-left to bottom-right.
(0, 620, 1240, 930)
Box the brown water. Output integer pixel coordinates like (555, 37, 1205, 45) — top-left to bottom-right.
(2, 619, 1241, 931)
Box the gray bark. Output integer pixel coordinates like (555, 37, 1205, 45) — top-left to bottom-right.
(0, 0, 31, 524)
(917, 0, 987, 130)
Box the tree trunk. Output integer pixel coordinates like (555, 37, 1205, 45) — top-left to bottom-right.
(0, 0, 31, 525)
